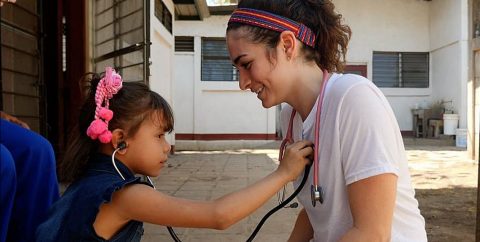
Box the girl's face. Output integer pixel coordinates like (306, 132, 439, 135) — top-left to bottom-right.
(227, 29, 295, 108)
(123, 112, 171, 177)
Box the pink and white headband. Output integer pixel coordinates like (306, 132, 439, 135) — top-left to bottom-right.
(86, 67, 123, 143)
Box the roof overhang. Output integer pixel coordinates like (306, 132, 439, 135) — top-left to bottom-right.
(173, 0, 210, 20)
(173, 0, 237, 20)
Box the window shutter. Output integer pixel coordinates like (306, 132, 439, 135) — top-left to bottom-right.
(373, 52, 399, 88)
(175, 36, 194, 52)
(201, 38, 237, 82)
(402, 53, 429, 88)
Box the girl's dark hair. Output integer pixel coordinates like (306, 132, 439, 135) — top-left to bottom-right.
(227, 0, 351, 72)
(60, 74, 174, 182)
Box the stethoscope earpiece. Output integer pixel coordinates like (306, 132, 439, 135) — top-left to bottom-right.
(111, 141, 156, 190)
(117, 141, 127, 150)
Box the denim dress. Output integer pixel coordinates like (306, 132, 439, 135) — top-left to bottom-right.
(36, 153, 152, 242)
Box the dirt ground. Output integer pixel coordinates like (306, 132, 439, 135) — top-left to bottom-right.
(405, 143, 477, 242)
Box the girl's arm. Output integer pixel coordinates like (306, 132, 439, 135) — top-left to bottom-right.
(287, 208, 313, 242)
(110, 140, 313, 229)
(338, 173, 397, 242)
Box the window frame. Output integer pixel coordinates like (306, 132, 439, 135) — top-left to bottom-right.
(201, 37, 238, 82)
(93, 0, 151, 84)
(372, 51, 429, 88)
(154, 0, 172, 34)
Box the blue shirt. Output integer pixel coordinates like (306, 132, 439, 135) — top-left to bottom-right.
(36, 153, 151, 242)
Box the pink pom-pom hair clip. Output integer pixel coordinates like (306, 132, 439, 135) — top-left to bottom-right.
(86, 67, 123, 143)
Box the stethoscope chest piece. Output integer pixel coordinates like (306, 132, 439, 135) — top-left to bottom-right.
(310, 184, 324, 207)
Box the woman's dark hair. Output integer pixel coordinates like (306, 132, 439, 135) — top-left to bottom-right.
(227, 0, 351, 72)
(60, 73, 174, 182)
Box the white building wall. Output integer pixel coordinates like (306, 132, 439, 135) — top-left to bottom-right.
(174, 16, 276, 136)
(430, 0, 469, 129)
(150, 0, 175, 144)
(173, 53, 195, 134)
(173, 0, 467, 135)
(335, 0, 431, 131)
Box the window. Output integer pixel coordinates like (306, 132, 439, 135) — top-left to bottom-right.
(155, 0, 172, 33)
(373, 52, 429, 88)
(201, 38, 237, 82)
(1, 1, 45, 132)
(175, 36, 194, 52)
(93, 0, 150, 83)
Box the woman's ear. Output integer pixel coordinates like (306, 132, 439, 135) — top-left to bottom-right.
(111, 128, 127, 154)
(279, 31, 297, 61)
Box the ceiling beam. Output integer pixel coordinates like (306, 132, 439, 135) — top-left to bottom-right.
(194, 0, 210, 19)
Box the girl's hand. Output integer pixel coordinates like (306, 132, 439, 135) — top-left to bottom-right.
(278, 140, 313, 181)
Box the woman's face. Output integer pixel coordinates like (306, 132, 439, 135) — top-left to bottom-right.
(227, 29, 295, 108)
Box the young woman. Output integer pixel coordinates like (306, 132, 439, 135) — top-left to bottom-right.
(226, 1, 427, 241)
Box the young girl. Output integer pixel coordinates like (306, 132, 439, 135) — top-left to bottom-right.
(226, 0, 427, 241)
(35, 67, 313, 241)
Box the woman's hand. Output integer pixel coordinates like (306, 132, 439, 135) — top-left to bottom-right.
(277, 140, 313, 181)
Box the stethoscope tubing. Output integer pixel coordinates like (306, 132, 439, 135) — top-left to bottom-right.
(281, 70, 329, 189)
(167, 226, 182, 242)
(165, 165, 312, 242)
(246, 165, 311, 242)
(313, 70, 330, 188)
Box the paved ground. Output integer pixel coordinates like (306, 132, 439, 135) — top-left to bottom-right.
(142, 138, 478, 242)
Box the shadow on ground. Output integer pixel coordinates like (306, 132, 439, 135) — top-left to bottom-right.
(416, 187, 476, 242)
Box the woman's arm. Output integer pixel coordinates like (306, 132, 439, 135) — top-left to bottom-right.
(339, 173, 397, 242)
(287, 208, 313, 242)
(110, 140, 313, 229)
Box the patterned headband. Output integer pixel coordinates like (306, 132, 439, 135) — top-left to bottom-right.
(228, 8, 317, 48)
(86, 67, 123, 143)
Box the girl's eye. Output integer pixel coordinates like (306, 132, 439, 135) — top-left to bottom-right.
(158, 134, 165, 138)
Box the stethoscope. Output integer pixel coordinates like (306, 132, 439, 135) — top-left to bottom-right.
(279, 69, 330, 207)
(111, 145, 181, 241)
(109, 70, 330, 242)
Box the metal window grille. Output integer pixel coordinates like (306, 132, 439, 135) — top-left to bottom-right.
(93, 0, 150, 83)
(201, 38, 237, 82)
(1, 1, 44, 132)
(373, 51, 429, 88)
(175, 36, 194, 52)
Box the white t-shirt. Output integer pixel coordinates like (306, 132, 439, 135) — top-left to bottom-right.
(281, 73, 427, 242)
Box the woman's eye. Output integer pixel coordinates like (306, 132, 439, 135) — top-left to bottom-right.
(242, 62, 252, 70)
